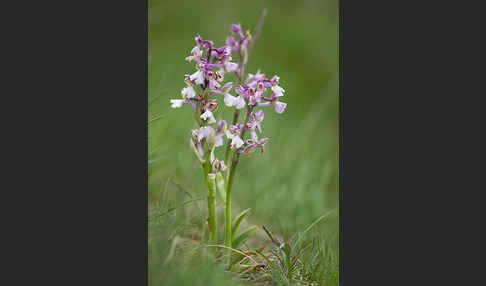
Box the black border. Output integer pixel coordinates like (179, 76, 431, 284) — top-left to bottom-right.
(21, 0, 478, 284)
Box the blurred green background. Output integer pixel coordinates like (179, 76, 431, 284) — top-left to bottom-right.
(149, 0, 338, 284)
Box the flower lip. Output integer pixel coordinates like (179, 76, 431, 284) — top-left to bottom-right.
(181, 86, 196, 99)
(271, 85, 285, 97)
(200, 110, 216, 124)
(190, 70, 205, 85)
(274, 101, 287, 114)
(170, 99, 184, 108)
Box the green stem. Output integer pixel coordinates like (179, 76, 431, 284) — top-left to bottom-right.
(225, 152, 239, 266)
(203, 153, 217, 244)
(224, 106, 253, 265)
(224, 109, 241, 183)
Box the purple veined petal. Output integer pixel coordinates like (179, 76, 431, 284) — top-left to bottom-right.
(205, 99, 218, 111)
(230, 23, 243, 38)
(270, 75, 280, 86)
(217, 120, 226, 134)
(274, 101, 287, 114)
(211, 89, 223, 95)
(254, 110, 264, 121)
(181, 86, 196, 99)
(226, 36, 238, 50)
(221, 82, 233, 93)
(204, 62, 222, 69)
(258, 137, 269, 145)
(257, 101, 271, 107)
(235, 86, 246, 96)
(170, 99, 184, 108)
(229, 123, 242, 134)
(195, 35, 204, 47)
(202, 39, 214, 49)
(256, 81, 264, 91)
(248, 96, 256, 106)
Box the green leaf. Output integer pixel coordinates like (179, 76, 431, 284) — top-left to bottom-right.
(231, 208, 251, 238)
(232, 225, 259, 249)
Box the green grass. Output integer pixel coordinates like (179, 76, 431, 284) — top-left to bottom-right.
(149, 0, 338, 284)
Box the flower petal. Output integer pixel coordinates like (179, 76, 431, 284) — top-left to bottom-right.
(271, 85, 285, 97)
(190, 70, 204, 85)
(170, 99, 184, 108)
(181, 86, 196, 99)
(274, 101, 287, 114)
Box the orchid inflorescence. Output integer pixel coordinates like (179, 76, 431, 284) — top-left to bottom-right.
(170, 23, 286, 164)
(169, 20, 286, 264)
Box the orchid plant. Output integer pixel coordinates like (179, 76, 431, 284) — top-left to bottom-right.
(170, 17, 287, 264)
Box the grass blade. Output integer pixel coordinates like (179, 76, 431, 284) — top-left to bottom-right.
(294, 209, 335, 248)
(231, 208, 251, 238)
(232, 225, 259, 249)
